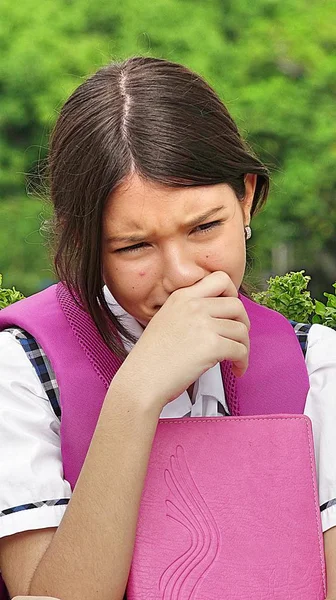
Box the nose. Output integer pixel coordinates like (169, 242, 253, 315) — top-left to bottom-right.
(161, 243, 205, 294)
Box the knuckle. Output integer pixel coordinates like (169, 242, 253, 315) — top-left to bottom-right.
(234, 298, 249, 323)
(220, 271, 232, 288)
(234, 297, 244, 310)
(169, 287, 186, 305)
(228, 297, 240, 311)
(237, 321, 247, 338)
(217, 270, 230, 283)
(187, 297, 203, 317)
(208, 332, 221, 355)
(240, 344, 249, 360)
(188, 297, 200, 310)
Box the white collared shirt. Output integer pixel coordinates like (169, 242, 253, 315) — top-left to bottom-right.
(0, 287, 336, 539)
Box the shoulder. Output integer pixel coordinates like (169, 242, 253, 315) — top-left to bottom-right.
(308, 323, 336, 344)
(308, 324, 336, 357)
(306, 324, 336, 371)
(288, 321, 336, 367)
(0, 285, 59, 332)
(0, 328, 51, 404)
(0, 329, 30, 364)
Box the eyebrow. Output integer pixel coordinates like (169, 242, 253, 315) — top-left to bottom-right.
(106, 205, 225, 245)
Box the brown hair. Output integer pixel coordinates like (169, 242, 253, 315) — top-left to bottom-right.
(49, 56, 270, 357)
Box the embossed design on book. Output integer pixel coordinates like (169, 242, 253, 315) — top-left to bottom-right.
(159, 445, 221, 599)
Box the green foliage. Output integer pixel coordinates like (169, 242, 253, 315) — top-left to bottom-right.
(252, 271, 336, 328)
(0, 0, 335, 293)
(313, 285, 336, 329)
(252, 271, 314, 322)
(0, 274, 25, 309)
(0, 197, 55, 296)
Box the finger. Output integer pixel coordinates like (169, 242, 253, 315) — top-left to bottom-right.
(232, 356, 249, 378)
(218, 338, 249, 377)
(12, 597, 61, 599)
(232, 362, 247, 378)
(213, 318, 250, 347)
(182, 271, 238, 300)
(205, 297, 250, 330)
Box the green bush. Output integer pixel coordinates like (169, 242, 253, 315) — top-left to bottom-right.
(252, 271, 336, 329)
(0, 274, 25, 309)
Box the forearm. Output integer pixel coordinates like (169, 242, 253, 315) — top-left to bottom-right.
(29, 382, 160, 600)
(324, 527, 336, 599)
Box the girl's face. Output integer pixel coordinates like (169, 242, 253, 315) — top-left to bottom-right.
(102, 173, 256, 325)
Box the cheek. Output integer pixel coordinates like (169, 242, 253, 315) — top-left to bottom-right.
(124, 270, 153, 298)
(109, 268, 158, 322)
(203, 236, 246, 288)
(103, 259, 155, 303)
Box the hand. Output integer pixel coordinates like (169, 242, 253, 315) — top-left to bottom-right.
(112, 271, 250, 411)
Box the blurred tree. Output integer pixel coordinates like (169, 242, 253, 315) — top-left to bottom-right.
(0, 0, 335, 294)
(210, 0, 336, 288)
(0, 198, 53, 295)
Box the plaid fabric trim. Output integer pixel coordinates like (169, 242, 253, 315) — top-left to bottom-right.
(320, 498, 336, 513)
(5, 327, 61, 419)
(0, 498, 69, 517)
(289, 320, 312, 358)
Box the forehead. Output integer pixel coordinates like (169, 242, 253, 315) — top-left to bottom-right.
(104, 173, 235, 228)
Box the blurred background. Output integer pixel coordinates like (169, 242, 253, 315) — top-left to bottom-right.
(0, 0, 335, 298)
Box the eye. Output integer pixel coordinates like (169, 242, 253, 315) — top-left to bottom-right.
(193, 220, 223, 234)
(115, 220, 224, 254)
(116, 242, 149, 254)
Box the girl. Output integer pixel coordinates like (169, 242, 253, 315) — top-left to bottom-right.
(0, 56, 335, 600)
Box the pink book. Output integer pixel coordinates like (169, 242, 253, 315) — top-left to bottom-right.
(127, 415, 326, 600)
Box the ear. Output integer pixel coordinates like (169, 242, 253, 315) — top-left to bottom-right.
(241, 174, 257, 226)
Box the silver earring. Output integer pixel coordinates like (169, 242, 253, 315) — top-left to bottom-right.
(245, 226, 252, 240)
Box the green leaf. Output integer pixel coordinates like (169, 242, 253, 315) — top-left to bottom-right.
(252, 271, 336, 330)
(314, 300, 326, 316)
(0, 274, 25, 309)
(324, 292, 336, 309)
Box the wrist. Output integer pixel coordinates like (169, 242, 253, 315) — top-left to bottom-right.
(106, 373, 162, 419)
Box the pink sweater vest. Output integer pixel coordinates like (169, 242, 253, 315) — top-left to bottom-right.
(0, 282, 310, 598)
